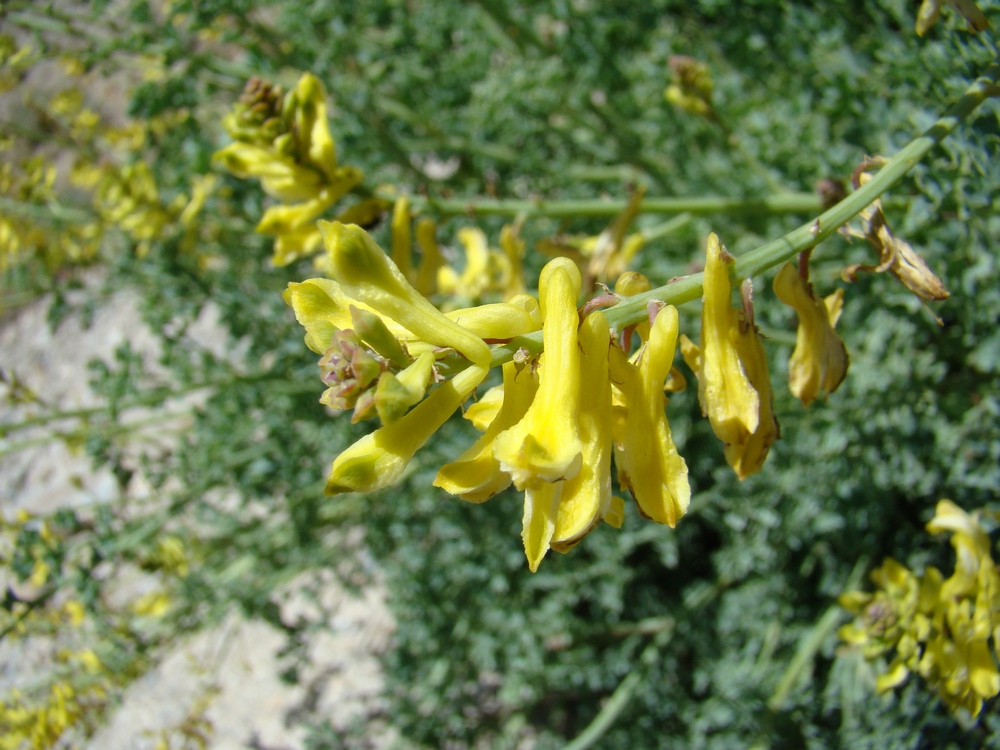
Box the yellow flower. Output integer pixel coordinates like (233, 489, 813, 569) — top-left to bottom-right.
(463, 383, 505, 431)
(773, 262, 849, 406)
(664, 56, 717, 122)
(551, 310, 616, 552)
(133, 591, 172, 618)
(327, 362, 487, 494)
(319, 222, 490, 366)
(283, 72, 339, 180)
(680, 233, 779, 479)
(214, 73, 375, 265)
(538, 187, 646, 285)
(434, 359, 539, 503)
(390, 196, 414, 280)
(414, 217, 445, 297)
(611, 305, 690, 526)
(493, 258, 584, 488)
(213, 141, 325, 202)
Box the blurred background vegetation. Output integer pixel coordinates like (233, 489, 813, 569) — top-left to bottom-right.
(1, 0, 998, 747)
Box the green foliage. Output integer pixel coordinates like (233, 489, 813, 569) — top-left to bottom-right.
(1, 0, 998, 748)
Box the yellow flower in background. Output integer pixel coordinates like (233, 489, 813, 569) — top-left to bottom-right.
(132, 591, 172, 618)
(838, 499, 1000, 717)
(773, 262, 849, 407)
(538, 186, 646, 286)
(664, 56, 717, 123)
(214, 73, 381, 266)
(681, 233, 778, 479)
(437, 226, 515, 302)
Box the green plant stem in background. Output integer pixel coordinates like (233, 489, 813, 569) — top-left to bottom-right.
(484, 55, 1000, 369)
(563, 624, 675, 750)
(384, 190, 821, 219)
(0, 196, 94, 227)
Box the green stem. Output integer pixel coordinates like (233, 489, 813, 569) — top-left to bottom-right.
(0, 196, 95, 226)
(485, 55, 999, 367)
(563, 626, 674, 750)
(379, 190, 820, 219)
(0, 371, 285, 439)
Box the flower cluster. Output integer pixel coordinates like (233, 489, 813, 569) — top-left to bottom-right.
(214, 74, 383, 266)
(839, 500, 1000, 716)
(288, 224, 851, 569)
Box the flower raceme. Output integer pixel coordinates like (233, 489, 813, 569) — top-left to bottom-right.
(839, 500, 1000, 716)
(287, 223, 700, 569)
(288, 224, 856, 568)
(214, 74, 385, 266)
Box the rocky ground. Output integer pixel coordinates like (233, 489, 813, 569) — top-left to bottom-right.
(0, 287, 396, 748)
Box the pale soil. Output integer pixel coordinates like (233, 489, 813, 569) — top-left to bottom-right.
(0, 287, 396, 748)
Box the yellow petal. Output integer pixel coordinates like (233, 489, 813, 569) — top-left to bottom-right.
(390, 196, 413, 280)
(464, 384, 504, 431)
(500, 223, 526, 298)
(288, 72, 338, 179)
(434, 361, 538, 502)
(694, 233, 760, 441)
(445, 301, 542, 340)
(875, 659, 910, 694)
(212, 142, 322, 202)
(256, 192, 337, 237)
(726, 294, 780, 479)
(614, 305, 690, 525)
(283, 278, 402, 354)
(523, 482, 561, 573)
(551, 311, 614, 552)
(319, 221, 491, 366)
(414, 217, 444, 296)
(327, 362, 487, 494)
(493, 259, 584, 487)
(773, 263, 849, 406)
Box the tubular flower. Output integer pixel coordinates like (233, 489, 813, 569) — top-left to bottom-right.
(680, 233, 779, 479)
(214, 74, 384, 266)
(551, 310, 616, 552)
(434, 360, 539, 503)
(437, 227, 506, 302)
(611, 305, 690, 526)
(838, 499, 1000, 716)
(773, 262, 849, 406)
(493, 258, 585, 489)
